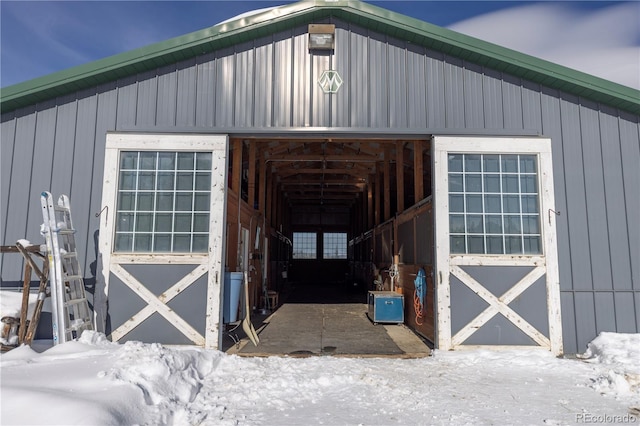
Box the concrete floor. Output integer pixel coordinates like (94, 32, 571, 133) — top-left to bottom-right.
(223, 282, 431, 357)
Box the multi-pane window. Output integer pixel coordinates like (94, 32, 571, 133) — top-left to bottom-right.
(448, 153, 541, 255)
(115, 151, 211, 253)
(292, 232, 317, 259)
(323, 232, 347, 259)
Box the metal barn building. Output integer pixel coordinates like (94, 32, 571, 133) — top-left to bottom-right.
(1, 0, 639, 355)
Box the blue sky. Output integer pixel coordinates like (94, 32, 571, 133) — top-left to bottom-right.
(1, 1, 638, 89)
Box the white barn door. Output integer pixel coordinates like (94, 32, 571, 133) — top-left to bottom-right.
(97, 133, 228, 349)
(433, 136, 562, 355)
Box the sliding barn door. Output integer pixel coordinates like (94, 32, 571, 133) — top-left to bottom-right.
(97, 133, 228, 349)
(433, 136, 562, 355)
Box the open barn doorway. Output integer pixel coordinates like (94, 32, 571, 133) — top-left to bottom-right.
(223, 135, 434, 356)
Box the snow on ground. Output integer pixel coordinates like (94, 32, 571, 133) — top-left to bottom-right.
(1, 330, 639, 426)
(1, 289, 639, 425)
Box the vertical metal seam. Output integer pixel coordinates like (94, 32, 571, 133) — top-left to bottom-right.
(554, 93, 579, 352)
(154, 71, 161, 127)
(251, 41, 257, 128)
(271, 33, 276, 128)
(289, 29, 295, 127)
(232, 48, 237, 127)
(596, 109, 617, 329)
(133, 75, 140, 127)
(85, 91, 100, 280)
(615, 114, 638, 331)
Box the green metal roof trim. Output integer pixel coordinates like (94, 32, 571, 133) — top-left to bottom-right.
(2, 0, 639, 115)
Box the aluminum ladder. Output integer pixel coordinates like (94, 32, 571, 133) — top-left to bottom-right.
(40, 191, 94, 344)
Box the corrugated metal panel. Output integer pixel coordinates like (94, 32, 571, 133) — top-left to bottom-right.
(614, 292, 638, 332)
(156, 65, 178, 126)
(115, 77, 138, 129)
(273, 34, 293, 127)
(292, 31, 311, 127)
(599, 108, 632, 291)
(559, 98, 592, 291)
(136, 71, 158, 126)
(254, 37, 274, 128)
(425, 52, 445, 128)
(482, 69, 504, 128)
(521, 81, 543, 130)
(560, 292, 578, 354)
(443, 57, 465, 128)
(26, 107, 57, 248)
(195, 54, 216, 128)
(368, 32, 388, 127)
(581, 101, 613, 290)
(344, 26, 368, 127)
(2, 113, 36, 282)
(619, 115, 640, 292)
(50, 98, 77, 199)
(574, 292, 597, 351)
(501, 74, 523, 129)
(406, 45, 427, 128)
(176, 60, 197, 127)
(215, 47, 235, 127)
(234, 42, 255, 127)
(311, 48, 331, 126)
(594, 292, 616, 332)
(387, 40, 407, 128)
(0, 119, 16, 241)
(463, 63, 484, 128)
(70, 92, 99, 277)
(332, 26, 349, 127)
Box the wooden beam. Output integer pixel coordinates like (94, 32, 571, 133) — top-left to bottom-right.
(280, 177, 366, 184)
(396, 142, 405, 212)
(266, 169, 273, 227)
(266, 153, 377, 161)
(258, 156, 266, 214)
(383, 145, 391, 221)
(287, 194, 358, 200)
(248, 142, 256, 209)
(414, 140, 424, 202)
(232, 139, 243, 194)
(375, 168, 381, 225)
(278, 168, 373, 177)
(368, 174, 374, 229)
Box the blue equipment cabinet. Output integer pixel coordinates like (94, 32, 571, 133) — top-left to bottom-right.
(367, 291, 404, 324)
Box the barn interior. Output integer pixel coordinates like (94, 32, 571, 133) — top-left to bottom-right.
(224, 136, 435, 352)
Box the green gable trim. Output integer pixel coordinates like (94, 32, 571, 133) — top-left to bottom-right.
(2, 0, 639, 114)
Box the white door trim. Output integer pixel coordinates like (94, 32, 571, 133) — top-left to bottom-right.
(433, 136, 563, 355)
(98, 132, 228, 349)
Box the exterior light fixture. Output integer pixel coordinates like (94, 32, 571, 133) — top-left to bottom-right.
(308, 24, 335, 50)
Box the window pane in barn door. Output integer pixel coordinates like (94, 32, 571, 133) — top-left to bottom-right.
(114, 150, 211, 253)
(448, 153, 542, 255)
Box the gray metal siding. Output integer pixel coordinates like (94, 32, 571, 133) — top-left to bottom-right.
(1, 18, 639, 353)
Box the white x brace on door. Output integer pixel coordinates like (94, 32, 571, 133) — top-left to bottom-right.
(433, 136, 563, 355)
(98, 133, 228, 349)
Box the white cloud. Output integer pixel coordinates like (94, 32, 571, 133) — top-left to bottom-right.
(448, 2, 640, 90)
